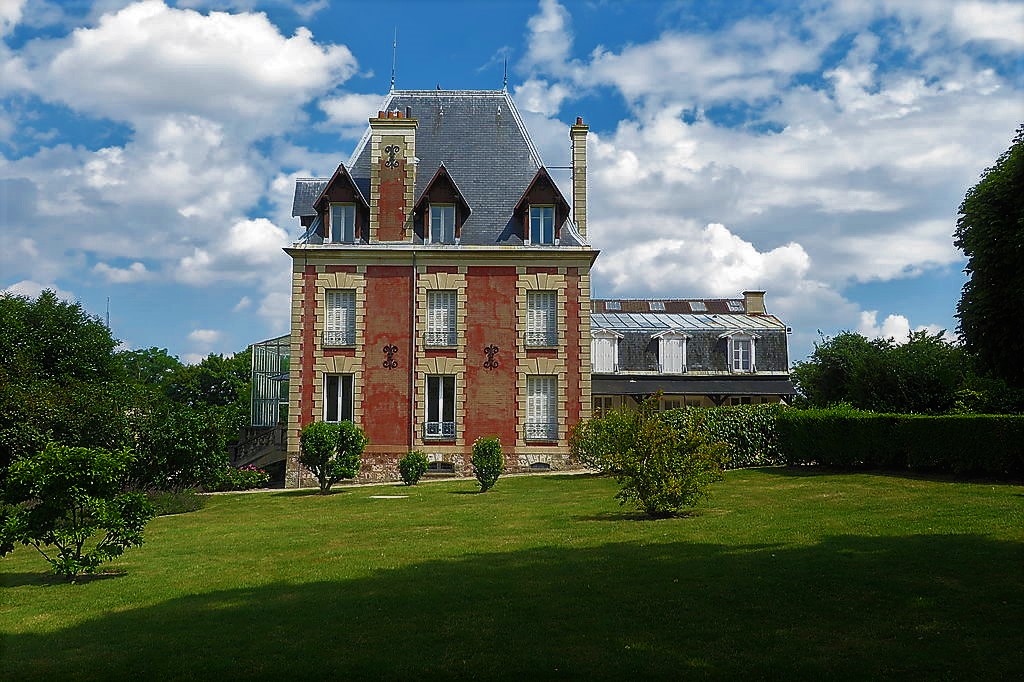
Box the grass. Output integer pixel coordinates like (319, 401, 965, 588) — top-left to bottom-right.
(2, 468, 1022, 680)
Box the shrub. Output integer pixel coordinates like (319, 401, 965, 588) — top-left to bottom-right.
(131, 402, 228, 491)
(0, 444, 155, 581)
(147, 488, 204, 515)
(398, 450, 428, 486)
(661, 404, 784, 468)
(777, 408, 1024, 477)
(471, 437, 503, 492)
(571, 396, 728, 517)
(206, 464, 271, 492)
(299, 421, 368, 494)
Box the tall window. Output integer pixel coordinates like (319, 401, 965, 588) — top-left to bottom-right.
(592, 333, 618, 373)
(526, 291, 557, 346)
(425, 290, 457, 346)
(324, 290, 356, 346)
(330, 203, 356, 243)
(525, 375, 557, 441)
(324, 374, 353, 422)
(659, 334, 686, 374)
(731, 336, 754, 372)
(425, 375, 456, 440)
(430, 204, 455, 244)
(529, 205, 555, 244)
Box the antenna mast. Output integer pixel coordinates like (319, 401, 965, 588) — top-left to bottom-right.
(390, 27, 397, 91)
(502, 56, 508, 91)
(105, 296, 110, 328)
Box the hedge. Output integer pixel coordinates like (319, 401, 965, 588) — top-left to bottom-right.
(777, 408, 1024, 477)
(661, 404, 785, 469)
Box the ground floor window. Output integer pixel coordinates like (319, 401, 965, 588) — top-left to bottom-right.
(593, 395, 615, 418)
(729, 396, 753, 406)
(662, 397, 683, 411)
(425, 375, 456, 439)
(526, 375, 558, 441)
(324, 374, 354, 422)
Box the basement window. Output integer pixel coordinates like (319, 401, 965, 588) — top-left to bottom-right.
(426, 461, 455, 474)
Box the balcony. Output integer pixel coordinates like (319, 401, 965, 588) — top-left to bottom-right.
(524, 330, 558, 348)
(524, 420, 558, 441)
(424, 421, 456, 440)
(323, 330, 355, 347)
(424, 330, 457, 347)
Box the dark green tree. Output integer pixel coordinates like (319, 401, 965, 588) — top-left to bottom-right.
(116, 347, 183, 387)
(299, 421, 367, 494)
(471, 436, 504, 492)
(954, 124, 1024, 387)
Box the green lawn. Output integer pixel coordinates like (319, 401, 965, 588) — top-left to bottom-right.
(2, 469, 1022, 680)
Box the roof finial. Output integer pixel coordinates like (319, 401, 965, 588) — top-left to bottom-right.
(390, 27, 397, 92)
(502, 56, 508, 91)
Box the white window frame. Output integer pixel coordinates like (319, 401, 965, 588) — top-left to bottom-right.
(323, 374, 354, 423)
(593, 395, 615, 418)
(525, 291, 558, 347)
(429, 203, 456, 244)
(329, 203, 356, 243)
(324, 290, 356, 347)
(425, 290, 457, 347)
(424, 375, 456, 440)
(529, 205, 555, 245)
(655, 330, 689, 374)
(525, 375, 558, 441)
(591, 330, 621, 373)
(721, 332, 758, 373)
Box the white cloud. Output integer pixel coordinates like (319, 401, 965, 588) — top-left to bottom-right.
(522, 0, 573, 74)
(188, 328, 221, 344)
(233, 295, 252, 312)
(0, 0, 25, 35)
(319, 92, 386, 134)
(93, 261, 153, 283)
(181, 352, 207, 365)
(34, 1, 356, 137)
(857, 310, 953, 343)
(2, 279, 75, 301)
(513, 78, 570, 116)
(952, 2, 1024, 48)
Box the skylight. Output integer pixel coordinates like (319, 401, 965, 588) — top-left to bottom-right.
(689, 301, 707, 312)
(605, 301, 621, 311)
(727, 300, 744, 312)
(649, 301, 665, 311)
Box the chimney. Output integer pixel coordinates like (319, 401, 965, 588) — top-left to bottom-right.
(570, 116, 589, 239)
(743, 290, 766, 315)
(368, 108, 418, 242)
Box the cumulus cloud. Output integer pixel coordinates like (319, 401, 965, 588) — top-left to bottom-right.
(188, 328, 222, 344)
(2, 279, 75, 301)
(93, 261, 153, 283)
(319, 92, 386, 136)
(857, 310, 953, 343)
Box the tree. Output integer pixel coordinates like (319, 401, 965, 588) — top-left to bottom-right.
(116, 347, 183, 387)
(792, 330, 983, 414)
(0, 444, 155, 581)
(298, 421, 367, 494)
(570, 395, 727, 517)
(471, 437, 503, 492)
(0, 291, 132, 475)
(955, 124, 1024, 388)
(130, 402, 229, 491)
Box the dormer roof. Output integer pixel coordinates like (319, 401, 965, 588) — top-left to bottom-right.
(312, 163, 369, 211)
(512, 166, 571, 223)
(413, 162, 472, 218)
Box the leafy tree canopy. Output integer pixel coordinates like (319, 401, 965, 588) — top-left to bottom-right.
(954, 124, 1024, 387)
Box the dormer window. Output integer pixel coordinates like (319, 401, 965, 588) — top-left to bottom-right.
(530, 205, 555, 245)
(329, 203, 356, 243)
(720, 331, 758, 373)
(429, 204, 456, 244)
(655, 330, 689, 374)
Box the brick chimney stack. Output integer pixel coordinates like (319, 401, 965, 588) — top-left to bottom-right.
(369, 108, 418, 242)
(570, 116, 589, 239)
(743, 290, 766, 315)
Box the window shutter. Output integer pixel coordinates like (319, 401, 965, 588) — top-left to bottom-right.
(325, 290, 355, 345)
(427, 291, 456, 345)
(661, 336, 683, 373)
(527, 291, 556, 345)
(593, 336, 615, 372)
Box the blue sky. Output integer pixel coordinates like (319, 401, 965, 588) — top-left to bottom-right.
(1, 0, 1021, 363)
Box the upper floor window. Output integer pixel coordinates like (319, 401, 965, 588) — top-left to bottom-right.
(729, 335, 756, 372)
(424, 375, 456, 440)
(425, 290, 457, 347)
(324, 374, 354, 422)
(591, 331, 620, 373)
(430, 204, 456, 244)
(530, 205, 555, 245)
(526, 291, 557, 347)
(658, 333, 687, 374)
(324, 290, 356, 346)
(329, 203, 356, 243)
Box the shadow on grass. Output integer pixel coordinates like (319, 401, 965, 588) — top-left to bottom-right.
(269, 488, 352, 498)
(573, 510, 702, 522)
(753, 465, 1024, 486)
(1, 571, 127, 588)
(5, 535, 1022, 680)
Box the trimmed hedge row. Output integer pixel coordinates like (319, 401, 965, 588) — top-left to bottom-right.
(777, 409, 1024, 477)
(661, 404, 785, 469)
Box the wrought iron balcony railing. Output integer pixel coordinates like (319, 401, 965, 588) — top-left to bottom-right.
(424, 421, 456, 440)
(323, 330, 355, 347)
(424, 330, 458, 347)
(524, 330, 558, 347)
(524, 421, 559, 441)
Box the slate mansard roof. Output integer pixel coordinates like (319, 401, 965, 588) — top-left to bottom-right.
(292, 89, 585, 247)
(591, 299, 787, 334)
